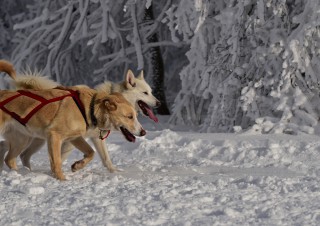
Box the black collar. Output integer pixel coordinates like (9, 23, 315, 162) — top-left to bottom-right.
(90, 93, 98, 127)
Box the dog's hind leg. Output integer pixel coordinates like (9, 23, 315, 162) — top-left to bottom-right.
(70, 137, 95, 172)
(90, 137, 118, 173)
(5, 136, 32, 170)
(61, 141, 75, 163)
(20, 138, 45, 170)
(0, 140, 8, 171)
(47, 132, 65, 180)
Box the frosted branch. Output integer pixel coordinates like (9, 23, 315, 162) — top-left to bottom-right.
(70, 0, 89, 41)
(49, 4, 74, 50)
(130, 3, 144, 70)
(109, 15, 125, 56)
(100, 0, 109, 43)
(99, 40, 190, 61)
(145, 0, 172, 39)
(13, 8, 49, 30)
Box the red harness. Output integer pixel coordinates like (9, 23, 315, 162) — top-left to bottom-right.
(0, 89, 88, 127)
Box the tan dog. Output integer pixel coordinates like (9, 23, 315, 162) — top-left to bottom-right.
(0, 60, 159, 172)
(0, 85, 145, 180)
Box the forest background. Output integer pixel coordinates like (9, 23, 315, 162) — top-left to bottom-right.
(1, 0, 320, 134)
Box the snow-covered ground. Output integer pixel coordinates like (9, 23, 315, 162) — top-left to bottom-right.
(1, 116, 320, 225)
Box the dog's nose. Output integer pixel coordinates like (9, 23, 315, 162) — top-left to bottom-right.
(156, 100, 161, 107)
(140, 129, 146, 136)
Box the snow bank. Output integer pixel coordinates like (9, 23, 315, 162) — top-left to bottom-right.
(1, 127, 320, 225)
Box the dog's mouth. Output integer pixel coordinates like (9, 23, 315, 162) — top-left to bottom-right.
(138, 100, 158, 123)
(120, 126, 136, 142)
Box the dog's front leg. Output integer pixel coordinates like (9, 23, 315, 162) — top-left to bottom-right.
(47, 132, 65, 180)
(70, 137, 95, 172)
(90, 137, 118, 173)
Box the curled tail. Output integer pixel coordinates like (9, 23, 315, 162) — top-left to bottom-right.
(0, 60, 59, 90)
(0, 60, 16, 80)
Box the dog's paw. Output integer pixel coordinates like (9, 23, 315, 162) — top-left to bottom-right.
(5, 159, 18, 171)
(20, 157, 32, 170)
(55, 173, 66, 181)
(71, 160, 85, 172)
(107, 166, 123, 173)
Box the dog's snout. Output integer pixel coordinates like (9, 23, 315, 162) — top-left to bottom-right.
(156, 100, 161, 107)
(140, 129, 146, 136)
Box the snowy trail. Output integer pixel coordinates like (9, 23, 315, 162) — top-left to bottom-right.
(1, 126, 320, 225)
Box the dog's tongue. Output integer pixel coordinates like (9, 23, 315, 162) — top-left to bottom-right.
(146, 107, 158, 123)
(138, 100, 159, 123)
(120, 127, 136, 142)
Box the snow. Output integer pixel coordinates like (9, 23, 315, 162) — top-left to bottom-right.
(1, 116, 320, 225)
(3, 1, 320, 224)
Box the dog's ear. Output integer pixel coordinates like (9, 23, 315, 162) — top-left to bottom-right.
(137, 70, 144, 80)
(111, 92, 126, 103)
(104, 98, 117, 111)
(125, 70, 136, 89)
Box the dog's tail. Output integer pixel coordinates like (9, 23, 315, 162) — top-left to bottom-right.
(0, 60, 59, 90)
(0, 60, 17, 80)
(14, 73, 60, 90)
(0, 59, 59, 90)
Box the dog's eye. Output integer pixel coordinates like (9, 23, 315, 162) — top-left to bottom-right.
(127, 115, 133, 119)
(143, 92, 148, 95)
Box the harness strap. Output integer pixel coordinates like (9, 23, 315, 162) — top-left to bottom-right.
(0, 92, 28, 125)
(55, 88, 89, 128)
(0, 93, 22, 105)
(89, 93, 98, 127)
(0, 93, 25, 124)
(18, 90, 47, 102)
(0, 89, 88, 127)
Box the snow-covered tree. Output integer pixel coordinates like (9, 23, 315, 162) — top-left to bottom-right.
(0, 0, 34, 88)
(169, 0, 320, 134)
(10, 0, 187, 89)
(5, 0, 320, 134)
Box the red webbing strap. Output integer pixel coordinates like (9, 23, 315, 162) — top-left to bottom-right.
(0, 93, 24, 124)
(17, 90, 75, 125)
(0, 90, 74, 126)
(54, 88, 89, 128)
(0, 93, 22, 105)
(0, 89, 89, 127)
(17, 90, 47, 102)
(0, 106, 25, 125)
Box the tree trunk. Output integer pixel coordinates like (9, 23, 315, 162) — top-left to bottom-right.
(144, 4, 170, 115)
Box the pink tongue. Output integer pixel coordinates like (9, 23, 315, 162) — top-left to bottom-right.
(146, 107, 158, 123)
(128, 135, 135, 143)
